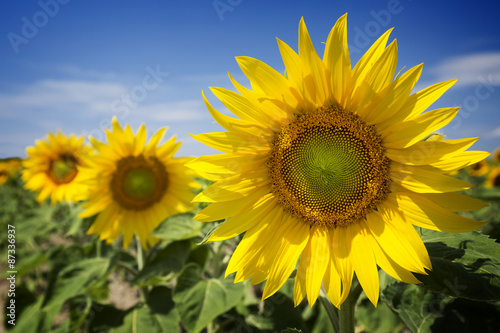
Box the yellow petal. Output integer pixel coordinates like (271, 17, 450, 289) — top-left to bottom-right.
(365, 210, 429, 273)
(145, 127, 167, 154)
(262, 218, 310, 301)
(419, 192, 488, 212)
(379, 79, 457, 131)
(298, 17, 328, 105)
(202, 90, 265, 137)
(386, 137, 478, 165)
(194, 186, 270, 222)
(209, 193, 276, 241)
(383, 107, 459, 149)
(190, 132, 266, 154)
(348, 222, 379, 307)
(366, 231, 421, 284)
(236, 56, 295, 105)
(211, 87, 272, 124)
(391, 163, 471, 193)
(324, 13, 351, 108)
(349, 28, 393, 107)
(305, 225, 330, 307)
(387, 192, 486, 232)
(332, 227, 354, 305)
(186, 153, 267, 180)
(429, 151, 490, 172)
(365, 63, 423, 125)
(352, 40, 398, 113)
(192, 171, 268, 203)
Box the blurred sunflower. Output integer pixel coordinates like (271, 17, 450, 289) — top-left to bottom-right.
(493, 147, 500, 163)
(467, 159, 489, 177)
(187, 14, 488, 308)
(0, 158, 22, 185)
(487, 168, 500, 188)
(78, 118, 199, 249)
(22, 132, 90, 204)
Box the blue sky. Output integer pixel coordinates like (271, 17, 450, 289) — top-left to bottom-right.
(1, 0, 499, 158)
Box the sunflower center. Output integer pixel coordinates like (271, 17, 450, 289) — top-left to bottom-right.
(110, 156, 168, 210)
(48, 154, 79, 184)
(268, 105, 390, 228)
(493, 173, 500, 187)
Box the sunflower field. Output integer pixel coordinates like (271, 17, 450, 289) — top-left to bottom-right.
(2, 14, 500, 333)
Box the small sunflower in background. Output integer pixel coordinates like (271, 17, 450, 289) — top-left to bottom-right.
(493, 147, 500, 163)
(78, 117, 199, 249)
(487, 168, 500, 188)
(0, 158, 23, 185)
(188, 14, 488, 308)
(467, 159, 489, 177)
(22, 132, 90, 204)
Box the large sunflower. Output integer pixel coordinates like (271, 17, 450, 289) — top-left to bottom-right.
(187, 14, 489, 308)
(22, 132, 90, 204)
(78, 118, 199, 248)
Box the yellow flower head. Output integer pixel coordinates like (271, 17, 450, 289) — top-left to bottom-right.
(487, 167, 500, 188)
(22, 131, 90, 204)
(187, 14, 488, 308)
(467, 159, 489, 177)
(0, 158, 23, 185)
(493, 147, 500, 163)
(78, 118, 199, 249)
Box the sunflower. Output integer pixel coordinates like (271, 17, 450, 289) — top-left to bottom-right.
(78, 118, 199, 248)
(187, 14, 489, 308)
(22, 132, 90, 204)
(493, 147, 500, 163)
(0, 158, 23, 185)
(486, 167, 500, 188)
(466, 159, 489, 177)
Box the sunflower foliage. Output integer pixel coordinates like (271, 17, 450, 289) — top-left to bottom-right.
(3, 14, 500, 332)
(0, 165, 498, 333)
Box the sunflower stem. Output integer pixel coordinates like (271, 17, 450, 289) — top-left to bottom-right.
(96, 239, 101, 258)
(318, 290, 339, 333)
(339, 282, 363, 333)
(136, 235, 149, 302)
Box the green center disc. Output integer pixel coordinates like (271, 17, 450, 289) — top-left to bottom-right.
(123, 168, 157, 200)
(48, 154, 78, 184)
(269, 106, 390, 228)
(111, 156, 168, 210)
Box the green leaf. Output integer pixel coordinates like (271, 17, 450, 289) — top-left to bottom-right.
(383, 280, 500, 332)
(356, 297, 403, 333)
(383, 281, 454, 333)
(152, 213, 203, 241)
(43, 258, 110, 311)
(173, 263, 246, 333)
(281, 329, 303, 333)
(144, 286, 180, 332)
(86, 303, 128, 333)
(197, 222, 222, 245)
(102, 286, 179, 333)
(417, 229, 500, 301)
(132, 240, 191, 286)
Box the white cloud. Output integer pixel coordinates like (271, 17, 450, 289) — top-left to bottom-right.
(0, 79, 128, 117)
(130, 100, 207, 122)
(429, 52, 500, 88)
(486, 126, 500, 139)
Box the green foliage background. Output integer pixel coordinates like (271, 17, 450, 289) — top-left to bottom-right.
(1, 164, 500, 332)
